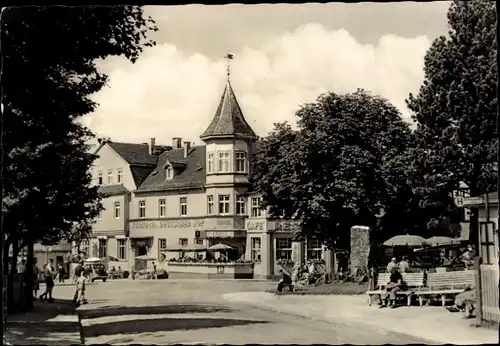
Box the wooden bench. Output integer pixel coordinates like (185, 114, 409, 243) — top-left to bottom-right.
(366, 272, 425, 306)
(109, 272, 124, 279)
(414, 270, 475, 307)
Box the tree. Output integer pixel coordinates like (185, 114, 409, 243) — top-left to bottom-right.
(407, 0, 497, 246)
(1, 6, 157, 309)
(252, 90, 413, 249)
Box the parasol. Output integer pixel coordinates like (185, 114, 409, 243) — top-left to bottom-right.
(383, 234, 426, 247)
(101, 255, 119, 262)
(208, 243, 233, 251)
(135, 255, 157, 261)
(85, 257, 102, 263)
(424, 236, 461, 247)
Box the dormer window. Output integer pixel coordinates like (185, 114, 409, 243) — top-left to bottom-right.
(166, 166, 173, 180)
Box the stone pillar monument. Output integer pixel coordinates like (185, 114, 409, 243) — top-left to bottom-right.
(350, 225, 370, 276)
(292, 241, 305, 265)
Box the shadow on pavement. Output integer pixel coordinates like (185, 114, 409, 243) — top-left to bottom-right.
(83, 316, 270, 338)
(79, 304, 234, 320)
(5, 299, 80, 345)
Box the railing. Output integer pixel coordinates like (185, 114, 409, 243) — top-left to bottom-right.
(479, 264, 500, 323)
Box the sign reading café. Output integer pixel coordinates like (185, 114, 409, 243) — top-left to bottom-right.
(131, 219, 205, 230)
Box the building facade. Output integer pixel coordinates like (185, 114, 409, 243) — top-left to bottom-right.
(88, 78, 330, 279)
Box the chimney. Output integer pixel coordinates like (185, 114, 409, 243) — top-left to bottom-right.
(183, 141, 191, 158)
(172, 137, 182, 150)
(148, 137, 155, 155)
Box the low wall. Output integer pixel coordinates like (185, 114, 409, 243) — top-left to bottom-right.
(167, 262, 254, 279)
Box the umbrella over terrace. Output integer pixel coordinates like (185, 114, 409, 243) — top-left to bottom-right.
(208, 243, 233, 251)
(135, 255, 157, 261)
(424, 236, 461, 247)
(383, 234, 426, 248)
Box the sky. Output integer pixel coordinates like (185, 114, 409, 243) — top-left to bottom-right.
(83, 2, 452, 146)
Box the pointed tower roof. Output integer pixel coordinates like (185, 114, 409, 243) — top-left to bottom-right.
(200, 81, 257, 141)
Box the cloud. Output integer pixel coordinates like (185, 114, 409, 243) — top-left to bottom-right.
(83, 23, 432, 145)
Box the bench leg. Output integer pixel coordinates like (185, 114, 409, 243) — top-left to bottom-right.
(441, 295, 446, 307)
(407, 295, 411, 307)
(368, 294, 372, 306)
(418, 296, 423, 307)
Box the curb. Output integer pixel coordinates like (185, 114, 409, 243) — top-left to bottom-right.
(223, 294, 442, 345)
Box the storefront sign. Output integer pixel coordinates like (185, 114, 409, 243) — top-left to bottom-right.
(205, 231, 245, 238)
(274, 221, 300, 232)
(131, 219, 204, 230)
(217, 219, 233, 227)
(247, 221, 265, 231)
(205, 217, 244, 230)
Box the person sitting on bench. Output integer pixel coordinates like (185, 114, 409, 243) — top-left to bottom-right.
(380, 266, 403, 308)
(277, 269, 293, 292)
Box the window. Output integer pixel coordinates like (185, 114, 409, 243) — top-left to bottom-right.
(166, 166, 173, 180)
(179, 238, 188, 246)
(158, 238, 167, 259)
(208, 153, 214, 173)
(251, 237, 261, 262)
(117, 168, 123, 183)
(480, 222, 497, 265)
(97, 171, 103, 185)
(276, 238, 292, 260)
(98, 239, 107, 258)
(218, 152, 230, 172)
(235, 151, 246, 173)
(117, 239, 126, 260)
(207, 195, 214, 215)
(107, 169, 113, 184)
(307, 238, 322, 260)
(251, 197, 262, 218)
(80, 239, 89, 256)
(114, 202, 121, 219)
(180, 197, 187, 216)
(159, 199, 166, 218)
(218, 195, 230, 215)
(236, 196, 246, 215)
(195, 239, 204, 245)
(139, 200, 146, 219)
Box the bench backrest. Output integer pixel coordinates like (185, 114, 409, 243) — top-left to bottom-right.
(376, 272, 424, 289)
(426, 270, 475, 290)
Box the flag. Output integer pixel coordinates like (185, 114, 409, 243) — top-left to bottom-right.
(225, 52, 234, 59)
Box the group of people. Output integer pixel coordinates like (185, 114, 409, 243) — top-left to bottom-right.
(439, 245, 476, 268)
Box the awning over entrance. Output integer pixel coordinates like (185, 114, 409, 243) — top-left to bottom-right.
(129, 235, 154, 239)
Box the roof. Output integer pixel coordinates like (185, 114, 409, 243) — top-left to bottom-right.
(107, 142, 157, 166)
(137, 146, 206, 192)
(200, 81, 257, 140)
(130, 166, 155, 187)
(98, 185, 130, 197)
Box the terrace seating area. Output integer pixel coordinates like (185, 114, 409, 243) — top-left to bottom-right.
(366, 269, 476, 307)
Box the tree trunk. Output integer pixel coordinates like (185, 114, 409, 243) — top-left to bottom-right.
(23, 242, 34, 309)
(7, 243, 20, 312)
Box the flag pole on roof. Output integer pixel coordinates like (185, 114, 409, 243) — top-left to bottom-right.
(224, 50, 234, 81)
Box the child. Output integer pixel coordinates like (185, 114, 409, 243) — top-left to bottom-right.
(75, 270, 88, 306)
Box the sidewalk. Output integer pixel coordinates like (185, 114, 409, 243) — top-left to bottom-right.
(4, 299, 81, 345)
(223, 292, 498, 345)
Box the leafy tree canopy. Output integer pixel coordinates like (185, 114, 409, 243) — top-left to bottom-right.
(407, 0, 497, 243)
(252, 90, 415, 248)
(2, 6, 157, 253)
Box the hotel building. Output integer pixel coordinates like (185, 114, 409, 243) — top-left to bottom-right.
(86, 77, 331, 279)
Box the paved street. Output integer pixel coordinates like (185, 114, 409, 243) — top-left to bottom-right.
(37, 279, 428, 345)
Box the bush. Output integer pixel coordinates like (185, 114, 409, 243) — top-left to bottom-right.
(123, 271, 129, 279)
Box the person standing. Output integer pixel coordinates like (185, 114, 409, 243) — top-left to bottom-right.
(40, 259, 55, 302)
(17, 259, 26, 275)
(152, 262, 157, 279)
(57, 264, 65, 283)
(75, 269, 88, 306)
(72, 260, 85, 304)
(32, 258, 40, 299)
